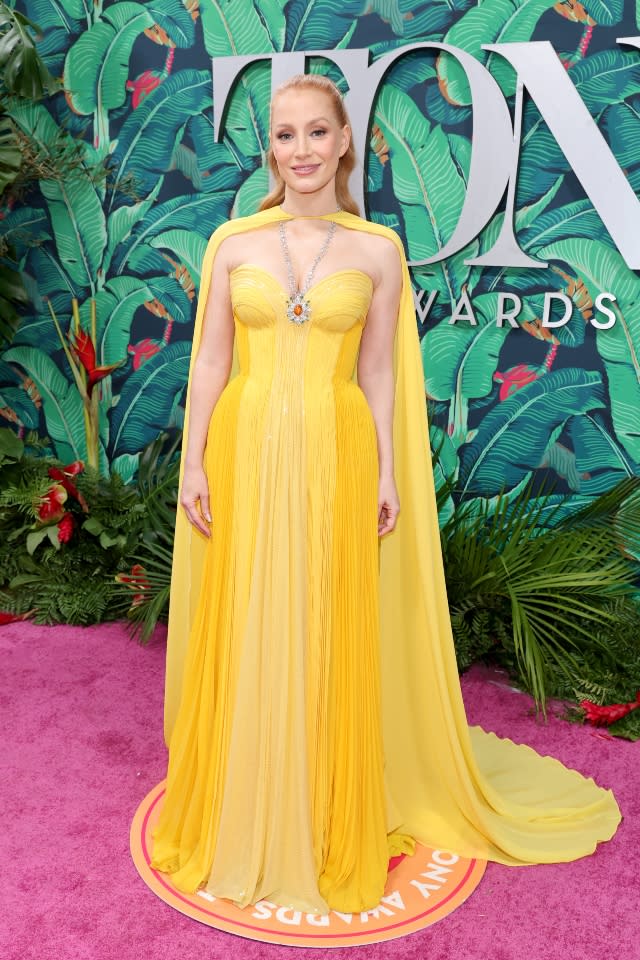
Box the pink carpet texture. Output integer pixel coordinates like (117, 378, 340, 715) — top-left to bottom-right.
(1, 619, 637, 960)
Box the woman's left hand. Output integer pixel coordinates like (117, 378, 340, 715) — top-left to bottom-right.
(378, 474, 400, 537)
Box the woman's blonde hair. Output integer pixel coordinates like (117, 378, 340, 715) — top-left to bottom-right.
(258, 73, 360, 216)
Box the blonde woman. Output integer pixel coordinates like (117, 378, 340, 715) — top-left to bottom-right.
(150, 74, 621, 917)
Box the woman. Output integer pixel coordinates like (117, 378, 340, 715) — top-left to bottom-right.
(150, 74, 621, 917)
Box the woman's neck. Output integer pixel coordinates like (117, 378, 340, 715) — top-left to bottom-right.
(280, 187, 341, 218)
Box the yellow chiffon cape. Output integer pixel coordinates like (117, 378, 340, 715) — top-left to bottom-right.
(162, 204, 622, 868)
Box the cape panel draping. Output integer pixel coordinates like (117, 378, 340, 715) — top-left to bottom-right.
(161, 206, 621, 881)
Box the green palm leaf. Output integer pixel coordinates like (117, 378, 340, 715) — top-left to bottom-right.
(90, 277, 153, 365)
(148, 230, 207, 284)
(102, 181, 162, 277)
(458, 368, 607, 495)
(0, 114, 21, 195)
(373, 83, 467, 305)
(285, 0, 362, 49)
(108, 70, 211, 210)
(424, 292, 511, 402)
(540, 238, 640, 463)
(440, 0, 558, 106)
(516, 51, 640, 206)
(2, 345, 86, 462)
(39, 173, 107, 295)
(112, 190, 232, 276)
(148, 0, 196, 47)
(200, 0, 284, 55)
(232, 166, 268, 218)
(110, 341, 191, 456)
(63, 3, 154, 115)
(581, 0, 623, 25)
(442, 475, 640, 709)
(25, 1, 89, 31)
(0, 3, 57, 98)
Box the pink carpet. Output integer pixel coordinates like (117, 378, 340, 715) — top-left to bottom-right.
(1, 620, 637, 959)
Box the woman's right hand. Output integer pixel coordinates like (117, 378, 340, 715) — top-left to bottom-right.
(180, 463, 212, 537)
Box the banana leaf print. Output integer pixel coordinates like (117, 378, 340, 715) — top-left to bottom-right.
(25, 0, 89, 26)
(285, 0, 363, 50)
(201, 0, 285, 57)
(111, 190, 234, 276)
(108, 70, 212, 209)
(373, 83, 469, 304)
(6, 0, 640, 504)
(367, 4, 456, 56)
(439, 0, 559, 105)
(568, 412, 640, 495)
(12, 314, 68, 353)
(102, 182, 162, 277)
(458, 368, 607, 496)
(184, 115, 246, 191)
(63, 3, 154, 117)
(38, 175, 107, 296)
(0, 207, 50, 251)
(540, 238, 640, 463)
(561, 49, 640, 114)
(110, 340, 192, 456)
(147, 230, 207, 286)
(0, 359, 41, 429)
(423, 292, 512, 447)
(7, 102, 107, 295)
(147, 0, 196, 47)
(220, 61, 271, 162)
(602, 99, 640, 188)
(232, 167, 269, 218)
(145, 275, 192, 325)
(92, 277, 153, 365)
(516, 50, 640, 206)
(580, 0, 623, 26)
(2, 345, 87, 463)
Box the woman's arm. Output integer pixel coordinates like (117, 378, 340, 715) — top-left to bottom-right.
(180, 239, 235, 536)
(357, 234, 403, 535)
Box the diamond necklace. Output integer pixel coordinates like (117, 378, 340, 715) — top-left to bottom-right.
(279, 219, 338, 324)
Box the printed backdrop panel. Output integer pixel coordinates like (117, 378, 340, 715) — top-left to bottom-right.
(3, 0, 640, 531)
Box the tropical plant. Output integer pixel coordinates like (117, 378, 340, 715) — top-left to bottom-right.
(497, 595, 640, 741)
(110, 429, 181, 640)
(1, 0, 638, 521)
(438, 468, 640, 714)
(0, 0, 58, 342)
(0, 425, 180, 624)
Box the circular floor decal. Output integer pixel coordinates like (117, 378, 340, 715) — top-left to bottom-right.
(131, 781, 486, 947)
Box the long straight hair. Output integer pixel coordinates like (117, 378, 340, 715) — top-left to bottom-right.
(258, 74, 360, 216)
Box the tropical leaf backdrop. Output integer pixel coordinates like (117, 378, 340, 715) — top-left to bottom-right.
(1, 0, 640, 529)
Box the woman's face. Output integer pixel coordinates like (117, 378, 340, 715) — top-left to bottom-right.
(270, 88, 350, 197)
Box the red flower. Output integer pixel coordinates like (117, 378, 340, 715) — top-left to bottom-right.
(580, 692, 640, 726)
(68, 329, 122, 395)
(37, 483, 67, 523)
(493, 364, 539, 401)
(127, 338, 162, 371)
(115, 564, 150, 608)
(0, 610, 33, 625)
(48, 461, 89, 513)
(125, 70, 163, 109)
(57, 512, 74, 544)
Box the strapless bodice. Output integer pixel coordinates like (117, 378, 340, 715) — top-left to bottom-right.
(228, 264, 374, 385)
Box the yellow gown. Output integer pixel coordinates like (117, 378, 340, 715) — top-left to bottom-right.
(150, 205, 622, 916)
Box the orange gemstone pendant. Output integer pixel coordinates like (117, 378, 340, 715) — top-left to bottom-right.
(280, 218, 337, 325)
(286, 292, 312, 324)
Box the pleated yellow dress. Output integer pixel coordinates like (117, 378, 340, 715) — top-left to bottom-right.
(150, 206, 622, 917)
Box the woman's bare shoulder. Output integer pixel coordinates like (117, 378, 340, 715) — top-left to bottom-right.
(216, 222, 276, 270)
(346, 224, 402, 285)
